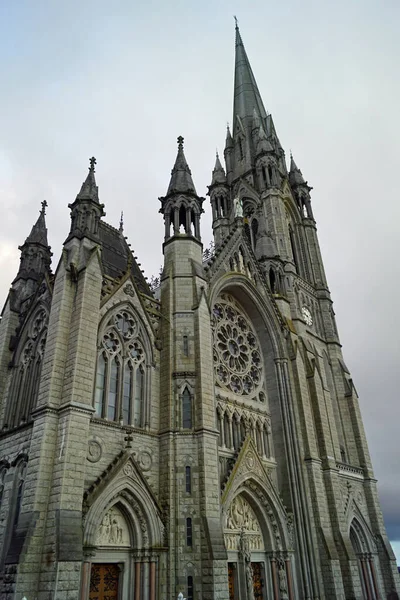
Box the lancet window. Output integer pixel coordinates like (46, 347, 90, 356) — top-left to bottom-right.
(94, 309, 147, 427)
(5, 308, 48, 429)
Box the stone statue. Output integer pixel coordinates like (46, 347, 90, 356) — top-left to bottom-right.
(278, 563, 289, 600)
(233, 197, 243, 218)
(239, 531, 255, 600)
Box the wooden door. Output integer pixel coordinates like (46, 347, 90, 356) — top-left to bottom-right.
(89, 563, 119, 600)
(228, 562, 236, 600)
(251, 562, 264, 600)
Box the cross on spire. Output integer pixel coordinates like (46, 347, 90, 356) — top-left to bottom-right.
(40, 200, 48, 216)
(89, 156, 97, 172)
(177, 136, 184, 150)
(119, 211, 124, 232)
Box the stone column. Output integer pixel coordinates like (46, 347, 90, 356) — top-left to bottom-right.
(285, 557, 294, 600)
(150, 558, 157, 600)
(143, 557, 150, 600)
(368, 555, 379, 599)
(164, 212, 171, 240)
(173, 207, 179, 235)
(219, 412, 225, 448)
(360, 557, 373, 600)
(270, 557, 279, 600)
(185, 208, 191, 235)
(79, 560, 92, 600)
(134, 560, 141, 600)
(228, 415, 234, 450)
(194, 214, 200, 239)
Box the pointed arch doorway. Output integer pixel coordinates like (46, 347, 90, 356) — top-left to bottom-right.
(224, 492, 294, 600)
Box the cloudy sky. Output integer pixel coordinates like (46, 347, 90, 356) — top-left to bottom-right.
(1, 0, 399, 563)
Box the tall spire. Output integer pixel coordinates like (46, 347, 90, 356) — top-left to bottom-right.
(166, 136, 197, 195)
(233, 20, 268, 131)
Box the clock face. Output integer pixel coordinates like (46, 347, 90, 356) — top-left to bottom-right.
(301, 306, 313, 326)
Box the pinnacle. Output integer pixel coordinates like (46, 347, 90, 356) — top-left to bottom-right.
(166, 136, 197, 195)
(76, 156, 99, 202)
(289, 152, 306, 185)
(25, 201, 49, 247)
(225, 125, 234, 150)
(211, 152, 226, 185)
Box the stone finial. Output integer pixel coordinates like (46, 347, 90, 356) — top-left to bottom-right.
(177, 136, 184, 150)
(40, 200, 48, 216)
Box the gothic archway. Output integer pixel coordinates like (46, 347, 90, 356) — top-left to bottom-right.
(222, 472, 294, 600)
(81, 456, 166, 600)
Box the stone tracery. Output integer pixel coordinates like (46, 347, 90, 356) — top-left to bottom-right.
(212, 294, 264, 398)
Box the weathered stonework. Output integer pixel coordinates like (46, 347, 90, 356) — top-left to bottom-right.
(0, 22, 398, 600)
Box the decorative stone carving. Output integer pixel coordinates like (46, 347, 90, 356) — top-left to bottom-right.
(286, 513, 295, 550)
(123, 283, 135, 297)
(87, 440, 102, 463)
(278, 560, 289, 600)
(95, 506, 130, 547)
(224, 495, 264, 552)
(138, 450, 152, 471)
(226, 495, 259, 532)
(212, 294, 264, 398)
(123, 462, 134, 477)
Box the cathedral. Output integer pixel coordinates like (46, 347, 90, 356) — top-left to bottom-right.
(0, 23, 399, 600)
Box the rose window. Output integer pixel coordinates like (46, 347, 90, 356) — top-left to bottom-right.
(212, 294, 263, 396)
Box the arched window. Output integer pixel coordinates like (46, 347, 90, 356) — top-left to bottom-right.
(186, 517, 193, 547)
(0, 467, 6, 511)
(261, 165, 267, 186)
(5, 308, 48, 429)
(269, 268, 276, 293)
(288, 225, 300, 273)
(185, 466, 192, 494)
(350, 520, 379, 599)
(182, 388, 192, 429)
(238, 138, 244, 161)
(187, 575, 194, 600)
(94, 309, 148, 427)
(179, 205, 186, 233)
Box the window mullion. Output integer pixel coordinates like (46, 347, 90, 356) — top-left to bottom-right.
(103, 356, 110, 419)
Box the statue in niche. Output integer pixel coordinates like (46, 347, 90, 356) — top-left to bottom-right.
(239, 531, 255, 600)
(233, 197, 243, 218)
(278, 561, 289, 600)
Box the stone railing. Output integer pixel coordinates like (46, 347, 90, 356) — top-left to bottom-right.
(336, 461, 364, 479)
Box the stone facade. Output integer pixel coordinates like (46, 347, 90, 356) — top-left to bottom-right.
(0, 23, 399, 600)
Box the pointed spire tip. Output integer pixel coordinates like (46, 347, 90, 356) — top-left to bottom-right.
(40, 200, 48, 216)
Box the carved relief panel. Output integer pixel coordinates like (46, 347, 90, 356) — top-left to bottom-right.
(95, 506, 130, 547)
(224, 495, 264, 552)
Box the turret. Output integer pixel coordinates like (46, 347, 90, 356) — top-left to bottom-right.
(11, 200, 52, 310)
(208, 153, 230, 247)
(65, 157, 105, 243)
(289, 153, 314, 219)
(159, 136, 204, 245)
